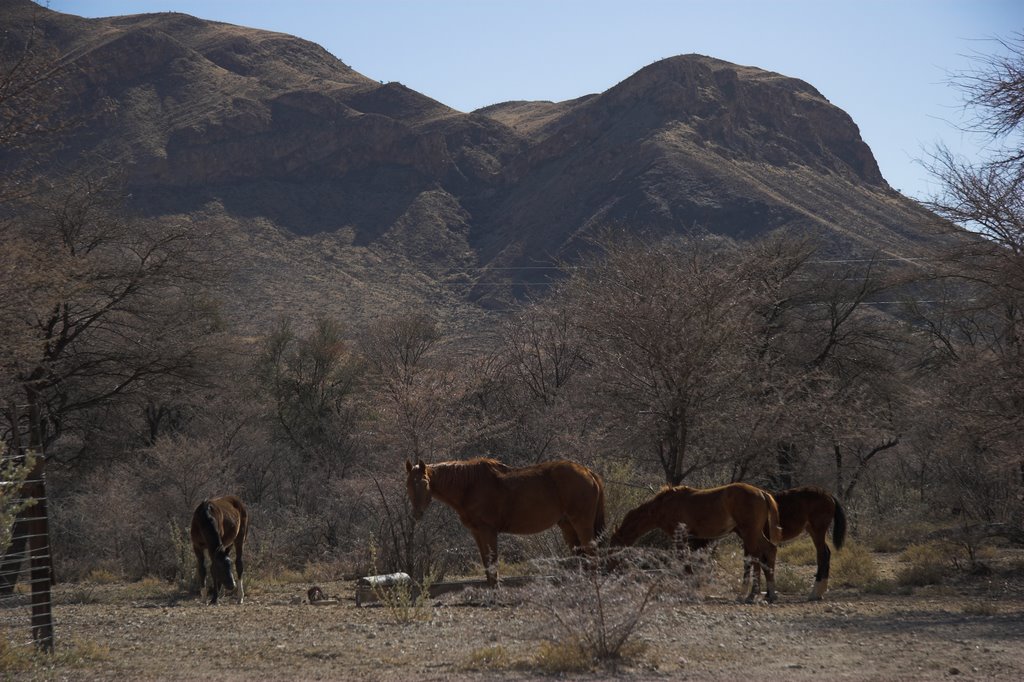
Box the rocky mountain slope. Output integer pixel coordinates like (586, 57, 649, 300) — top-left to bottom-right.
(3, 0, 942, 326)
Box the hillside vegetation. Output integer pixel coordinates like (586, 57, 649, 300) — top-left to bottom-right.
(0, 1, 1020, 635)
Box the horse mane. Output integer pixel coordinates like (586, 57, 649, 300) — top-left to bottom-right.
(428, 458, 506, 492)
(196, 500, 225, 555)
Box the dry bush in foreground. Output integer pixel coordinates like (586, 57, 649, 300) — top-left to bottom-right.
(526, 547, 707, 672)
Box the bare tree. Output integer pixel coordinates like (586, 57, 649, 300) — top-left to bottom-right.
(257, 315, 363, 479)
(776, 256, 909, 498)
(470, 303, 592, 465)
(558, 232, 783, 484)
(915, 32, 1024, 524)
(0, 172, 224, 449)
(359, 312, 454, 462)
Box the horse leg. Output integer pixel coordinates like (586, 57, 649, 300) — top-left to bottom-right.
(741, 554, 757, 603)
(234, 541, 246, 605)
(193, 546, 207, 600)
(222, 543, 244, 604)
(809, 528, 831, 601)
(558, 520, 583, 555)
(471, 528, 499, 587)
(743, 545, 778, 603)
(738, 530, 764, 603)
(762, 543, 778, 603)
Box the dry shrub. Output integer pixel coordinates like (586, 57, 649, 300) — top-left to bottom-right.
(462, 645, 513, 671)
(897, 541, 964, 586)
(123, 576, 179, 602)
(84, 568, 120, 585)
(337, 472, 472, 584)
(831, 541, 879, 588)
(527, 547, 702, 672)
(0, 640, 31, 675)
(533, 638, 594, 674)
(600, 460, 658, 537)
(864, 520, 942, 553)
(772, 562, 812, 595)
(168, 520, 196, 592)
(961, 601, 1000, 617)
(54, 435, 239, 581)
(366, 555, 436, 625)
(0, 637, 110, 676)
(778, 538, 818, 566)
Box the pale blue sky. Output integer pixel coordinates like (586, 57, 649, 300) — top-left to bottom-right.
(46, 1, 1022, 200)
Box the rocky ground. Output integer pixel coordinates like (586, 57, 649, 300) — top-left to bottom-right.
(2, 548, 1023, 681)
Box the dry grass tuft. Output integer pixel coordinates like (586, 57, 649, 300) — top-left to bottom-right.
(84, 568, 120, 585)
(533, 638, 594, 674)
(779, 538, 818, 566)
(772, 562, 812, 595)
(831, 541, 879, 588)
(0, 637, 111, 676)
(897, 541, 964, 587)
(462, 645, 513, 671)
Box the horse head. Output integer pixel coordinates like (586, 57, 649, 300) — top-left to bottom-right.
(405, 458, 432, 520)
(610, 500, 654, 547)
(211, 547, 236, 592)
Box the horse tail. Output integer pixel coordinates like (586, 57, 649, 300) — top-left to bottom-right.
(764, 491, 782, 545)
(592, 472, 607, 542)
(235, 498, 249, 545)
(195, 500, 223, 553)
(831, 495, 847, 551)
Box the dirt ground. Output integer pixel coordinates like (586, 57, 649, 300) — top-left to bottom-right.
(3, 549, 1024, 681)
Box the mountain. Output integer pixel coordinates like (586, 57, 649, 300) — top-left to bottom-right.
(2, 0, 942, 325)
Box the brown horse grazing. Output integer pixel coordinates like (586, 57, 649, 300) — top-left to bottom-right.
(190, 495, 248, 605)
(764, 487, 847, 600)
(405, 457, 606, 585)
(610, 483, 783, 602)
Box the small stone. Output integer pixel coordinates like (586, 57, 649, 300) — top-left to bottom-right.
(949, 667, 961, 676)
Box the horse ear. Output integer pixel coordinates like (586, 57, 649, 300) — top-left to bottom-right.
(405, 460, 413, 473)
(417, 458, 425, 470)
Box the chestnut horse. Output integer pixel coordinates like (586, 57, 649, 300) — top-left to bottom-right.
(610, 483, 782, 602)
(766, 487, 847, 600)
(405, 457, 606, 585)
(190, 495, 248, 605)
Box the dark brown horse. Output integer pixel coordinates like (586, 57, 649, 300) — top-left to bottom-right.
(610, 483, 783, 602)
(190, 495, 248, 605)
(767, 487, 847, 600)
(405, 457, 606, 585)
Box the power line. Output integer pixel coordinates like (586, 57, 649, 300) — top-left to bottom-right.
(445, 257, 945, 273)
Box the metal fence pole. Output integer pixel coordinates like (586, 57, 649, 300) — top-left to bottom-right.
(2, 400, 54, 652)
(25, 400, 54, 652)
